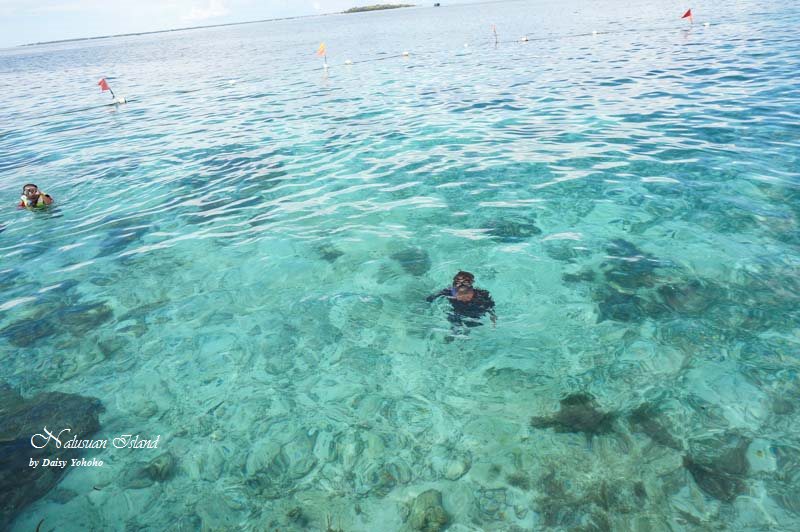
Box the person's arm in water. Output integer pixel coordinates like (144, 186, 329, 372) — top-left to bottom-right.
(41, 194, 53, 205)
(426, 288, 451, 302)
(479, 290, 497, 327)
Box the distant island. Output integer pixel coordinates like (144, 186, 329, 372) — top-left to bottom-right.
(18, 5, 416, 48)
(21, 13, 325, 47)
(344, 4, 414, 14)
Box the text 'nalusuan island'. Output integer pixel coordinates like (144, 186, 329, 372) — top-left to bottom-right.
(31, 427, 161, 449)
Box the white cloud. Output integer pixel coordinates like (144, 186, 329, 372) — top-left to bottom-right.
(183, 0, 230, 22)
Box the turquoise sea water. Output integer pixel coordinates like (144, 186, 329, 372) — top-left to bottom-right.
(2, 0, 800, 529)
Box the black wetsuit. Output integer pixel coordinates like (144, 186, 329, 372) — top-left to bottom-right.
(427, 286, 496, 328)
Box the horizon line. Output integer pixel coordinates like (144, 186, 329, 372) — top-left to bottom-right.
(18, 11, 341, 48)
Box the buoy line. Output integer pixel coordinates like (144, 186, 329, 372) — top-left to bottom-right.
(17, 17, 720, 122)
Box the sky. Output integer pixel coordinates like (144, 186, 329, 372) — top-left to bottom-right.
(0, 0, 478, 48)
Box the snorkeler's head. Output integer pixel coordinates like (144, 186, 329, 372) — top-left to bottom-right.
(22, 184, 39, 198)
(453, 271, 475, 288)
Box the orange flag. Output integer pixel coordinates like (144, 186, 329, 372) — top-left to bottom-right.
(316, 42, 326, 57)
(681, 9, 692, 19)
(98, 78, 110, 91)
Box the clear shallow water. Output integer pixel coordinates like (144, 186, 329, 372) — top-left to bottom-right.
(1, 0, 800, 529)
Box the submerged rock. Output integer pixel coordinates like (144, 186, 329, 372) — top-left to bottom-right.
(122, 452, 176, 489)
(506, 471, 531, 490)
(408, 489, 449, 532)
(391, 247, 431, 276)
(601, 239, 661, 290)
(531, 393, 616, 436)
(476, 487, 507, 520)
(543, 238, 589, 262)
(683, 433, 750, 502)
(485, 219, 542, 243)
(562, 269, 596, 283)
(357, 459, 412, 497)
(0, 384, 104, 529)
(657, 279, 718, 316)
(316, 243, 344, 263)
(596, 288, 646, 323)
(54, 301, 114, 335)
(1, 297, 114, 348)
(1, 314, 59, 348)
(246, 430, 318, 498)
(95, 226, 149, 258)
(627, 404, 682, 450)
(772, 397, 795, 416)
(595, 285, 670, 323)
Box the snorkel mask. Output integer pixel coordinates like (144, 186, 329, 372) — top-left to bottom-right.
(451, 271, 475, 295)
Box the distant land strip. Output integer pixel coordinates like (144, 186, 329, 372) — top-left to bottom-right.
(344, 4, 415, 13)
(20, 12, 333, 47)
(21, 4, 417, 47)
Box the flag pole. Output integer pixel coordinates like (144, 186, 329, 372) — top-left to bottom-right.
(98, 78, 116, 99)
(316, 42, 328, 71)
(492, 24, 498, 46)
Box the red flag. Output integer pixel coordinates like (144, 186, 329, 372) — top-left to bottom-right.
(681, 9, 692, 19)
(98, 78, 110, 91)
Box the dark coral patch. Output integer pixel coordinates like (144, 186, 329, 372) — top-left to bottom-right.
(391, 247, 431, 276)
(683, 433, 750, 502)
(531, 393, 616, 436)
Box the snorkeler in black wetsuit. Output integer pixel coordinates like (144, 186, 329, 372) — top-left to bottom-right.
(426, 271, 497, 329)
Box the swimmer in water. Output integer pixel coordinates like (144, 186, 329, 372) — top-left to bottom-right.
(18, 184, 53, 209)
(427, 271, 497, 330)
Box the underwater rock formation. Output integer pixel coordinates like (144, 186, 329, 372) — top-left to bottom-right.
(595, 288, 648, 323)
(391, 247, 432, 276)
(530, 393, 616, 436)
(562, 269, 595, 283)
(54, 302, 114, 336)
(506, 471, 531, 490)
(543, 238, 590, 262)
(316, 243, 344, 263)
(485, 219, 542, 243)
(475, 487, 507, 521)
(0, 384, 104, 529)
(535, 468, 627, 530)
(95, 225, 150, 258)
(1, 289, 113, 348)
(657, 279, 718, 316)
(357, 459, 412, 497)
(1, 313, 59, 348)
(601, 239, 661, 290)
(683, 433, 750, 502)
(246, 430, 319, 499)
(627, 404, 682, 450)
(123, 452, 176, 489)
(408, 489, 449, 532)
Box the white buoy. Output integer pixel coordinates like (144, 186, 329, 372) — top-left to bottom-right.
(703, 22, 710, 26)
(402, 51, 410, 56)
(592, 30, 598, 36)
(520, 36, 529, 42)
(115, 97, 127, 104)
(345, 59, 353, 65)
